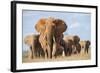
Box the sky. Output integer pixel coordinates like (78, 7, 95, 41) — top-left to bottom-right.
(22, 10, 91, 51)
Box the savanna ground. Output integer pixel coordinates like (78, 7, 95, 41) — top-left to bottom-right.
(22, 48, 91, 63)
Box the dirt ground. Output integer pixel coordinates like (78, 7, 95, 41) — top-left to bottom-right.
(22, 48, 91, 63)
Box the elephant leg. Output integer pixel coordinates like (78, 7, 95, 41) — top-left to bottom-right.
(56, 46, 63, 57)
(64, 48, 68, 56)
(86, 48, 88, 53)
(73, 46, 77, 54)
(67, 48, 69, 56)
(31, 45, 35, 59)
(45, 51, 47, 59)
(77, 44, 81, 54)
(28, 46, 33, 59)
(52, 43, 57, 58)
(40, 48, 45, 58)
(36, 48, 40, 58)
(69, 48, 72, 56)
(47, 45, 52, 59)
(38, 48, 41, 58)
(64, 47, 67, 56)
(85, 48, 86, 53)
(66, 48, 69, 56)
(39, 43, 47, 58)
(77, 47, 81, 54)
(86, 49, 88, 53)
(35, 50, 38, 58)
(43, 48, 47, 59)
(85, 48, 88, 54)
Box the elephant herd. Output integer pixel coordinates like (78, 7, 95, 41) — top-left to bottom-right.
(24, 17, 91, 59)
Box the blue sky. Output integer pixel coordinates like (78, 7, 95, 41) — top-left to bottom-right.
(22, 10, 91, 51)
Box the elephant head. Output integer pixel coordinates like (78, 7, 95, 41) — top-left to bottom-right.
(35, 18, 67, 35)
(35, 17, 67, 58)
(73, 35, 80, 45)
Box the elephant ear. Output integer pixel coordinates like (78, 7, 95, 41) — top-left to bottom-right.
(73, 35, 80, 44)
(35, 18, 46, 33)
(53, 19, 67, 35)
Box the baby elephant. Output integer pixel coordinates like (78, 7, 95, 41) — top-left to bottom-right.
(24, 34, 45, 59)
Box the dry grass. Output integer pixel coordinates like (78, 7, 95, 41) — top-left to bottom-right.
(22, 48, 91, 63)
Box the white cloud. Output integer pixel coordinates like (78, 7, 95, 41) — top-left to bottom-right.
(69, 16, 80, 29)
(69, 22, 80, 29)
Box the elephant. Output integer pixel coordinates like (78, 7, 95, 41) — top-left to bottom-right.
(79, 40, 91, 53)
(85, 40, 91, 53)
(61, 39, 74, 56)
(62, 35, 81, 56)
(24, 34, 45, 59)
(35, 17, 67, 58)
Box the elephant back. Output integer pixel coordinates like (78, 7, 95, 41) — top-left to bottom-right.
(35, 18, 46, 33)
(53, 19, 67, 35)
(63, 35, 74, 42)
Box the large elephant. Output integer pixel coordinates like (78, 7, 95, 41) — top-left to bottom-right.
(63, 35, 81, 56)
(24, 34, 45, 59)
(35, 17, 67, 58)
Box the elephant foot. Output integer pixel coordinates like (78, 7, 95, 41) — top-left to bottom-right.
(44, 54, 48, 59)
(47, 56, 52, 59)
(66, 52, 71, 56)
